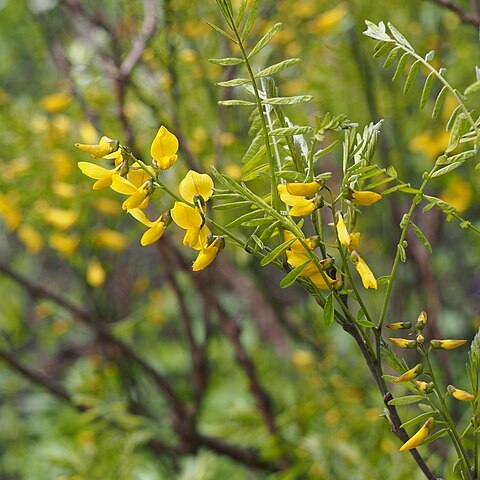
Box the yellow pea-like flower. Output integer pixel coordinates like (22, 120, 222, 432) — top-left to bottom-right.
(285, 181, 321, 197)
(415, 381, 434, 394)
(150, 126, 179, 169)
(388, 338, 417, 349)
(430, 339, 468, 350)
(399, 417, 434, 451)
(335, 212, 351, 247)
(348, 232, 361, 251)
(447, 385, 475, 401)
(75, 136, 119, 158)
(170, 202, 210, 250)
(277, 184, 317, 216)
(40, 92, 72, 113)
(110, 175, 153, 210)
(78, 162, 122, 189)
(350, 250, 377, 289)
(44, 207, 79, 231)
(179, 170, 214, 203)
(386, 322, 412, 330)
(192, 236, 225, 271)
(128, 209, 171, 246)
(416, 310, 428, 330)
(86, 259, 106, 288)
(393, 363, 423, 383)
(351, 189, 382, 206)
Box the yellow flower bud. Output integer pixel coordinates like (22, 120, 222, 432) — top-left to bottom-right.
(388, 338, 417, 349)
(447, 385, 475, 401)
(350, 250, 377, 289)
(399, 417, 434, 451)
(350, 189, 382, 206)
(415, 381, 434, 394)
(285, 181, 322, 197)
(335, 212, 350, 247)
(430, 339, 468, 350)
(75, 138, 119, 158)
(278, 184, 317, 216)
(393, 363, 423, 383)
(416, 310, 427, 331)
(86, 259, 106, 287)
(386, 322, 412, 330)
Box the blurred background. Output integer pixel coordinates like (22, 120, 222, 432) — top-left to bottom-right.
(0, 0, 479, 478)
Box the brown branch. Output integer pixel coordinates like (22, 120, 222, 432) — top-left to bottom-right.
(0, 261, 185, 418)
(120, 0, 158, 78)
(429, 0, 480, 26)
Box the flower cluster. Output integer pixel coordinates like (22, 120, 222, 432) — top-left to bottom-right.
(386, 310, 472, 452)
(75, 126, 224, 271)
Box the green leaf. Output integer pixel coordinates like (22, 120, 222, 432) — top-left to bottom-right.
(373, 41, 393, 58)
(212, 200, 251, 210)
(255, 58, 301, 78)
(262, 95, 313, 105)
(357, 318, 375, 328)
(387, 395, 424, 406)
(218, 99, 256, 106)
(363, 21, 391, 42)
(388, 22, 413, 50)
(280, 261, 310, 288)
(383, 47, 400, 68)
(420, 72, 434, 109)
(226, 209, 263, 228)
(216, 78, 251, 87)
(465, 80, 480, 96)
(207, 22, 238, 43)
(248, 22, 282, 58)
(209, 57, 244, 66)
(403, 60, 419, 95)
(400, 412, 433, 429)
(431, 161, 464, 178)
(269, 126, 313, 136)
(314, 140, 339, 159)
(242, 217, 274, 227)
(260, 237, 296, 266)
(421, 428, 448, 446)
(431, 85, 448, 119)
(409, 220, 432, 253)
(324, 293, 335, 326)
(392, 52, 408, 82)
(382, 374, 397, 382)
(398, 244, 407, 262)
(446, 105, 462, 132)
(417, 403, 434, 413)
(446, 113, 469, 153)
(241, 0, 260, 41)
(235, 0, 248, 26)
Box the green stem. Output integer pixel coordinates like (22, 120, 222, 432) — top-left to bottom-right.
(423, 349, 473, 478)
(377, 164, 438, 330)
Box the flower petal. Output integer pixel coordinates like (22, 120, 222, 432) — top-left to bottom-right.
(179, 170, 214, 203)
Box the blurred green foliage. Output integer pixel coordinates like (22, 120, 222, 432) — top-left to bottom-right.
(0, 0, 479, 478)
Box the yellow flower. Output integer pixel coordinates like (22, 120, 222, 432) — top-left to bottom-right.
(348, 232, 361, 251)
(75, 136, 120, 158)
(309, 4, 348, 34)
(110, 175, 153, 210)
(283, 231, 335, 288)
(441, 177, 472, 214)
(415, 381, 433, 394)
(150, 126, 179, 169)
(171, 202, 210, 249)
(49, 233, 80, 257)
(388, 338, 417, 349)
(179, 170, 214, 204)
(392, 363, 423, 383)
(351, 190, 382, 206)
(78, 162, 123, 189)
(128, 209, 171, 246)
(399, 417, 434, 452)
(285, 181, 321, 197)
(44, 207, 79, 231)
(40, 92, 72, 113)
(94, 229, 128, 251)
(350, 250, 377, 289)
(278, 184, 317, 216)
(86, 259, 106, 288)
(416, 310, 428, 330)
(192, 236, 225, 271)
(17, 224, 44, 253)
(447, 385, 475, 401)
(430, 339, 468, 350)
(335, 213, 351, 247)
(386, 322, 412, 330)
